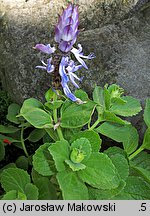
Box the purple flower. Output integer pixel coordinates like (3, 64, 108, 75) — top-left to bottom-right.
(34, 44, 56, 54)
(55, 3, 79, 53)
(59, 57, 83, 102)
(36, 57, 54, 73)
(59, 56, 69, 83)
(66, 60, 83, 88)
(71, 44, 95, 69)
(61, 80, 78, 102)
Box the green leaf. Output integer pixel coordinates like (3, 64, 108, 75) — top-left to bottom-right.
(111, 97, 126, 105)
(45, 100, 63, 110)
(20, 108, 53, 129)
(33, 143, 54, 176)
(2, 190, 18, 200)
(78, 153, 120, 190)
(1, 168, 30, 193)
(104, 146, 127, 158)
(71, 138, 92, 162)
(7, 103, 20, 124)
(17, 192, 27, 200)
(93, 86, 104, 114)
(34, 177, 57, 200)
(61, 97, 95, 128)
(130, 152, 150, 184)
(123, 176, 150, 199)
(24, 183, 39, 200)
(20, 98, 53, 128)
(101, 111, 130, 125)
(112, 192, 133, 200)
(74, 89, 89, 101)
(130, 165, 150, 184)
(48, 140, 70, 172)
(0, 134, 20, 144)
(141, 128, 150, 150)
(27, 129, 46, 142)
(45, 128, 58, 142)
(110, 96, 142, 117)
(104, 147, 129, 181)
(0, 163, 16, 180)
(45, 88, 54, 102)
(89, 179, 126, 200)
(104, 86, 111, 110)
(130, 151, 150, 170)
(20, 98, 44, 113)
(70, 130, 102, 152)
(144, 99, 150, 127)
(63, 127, 81, 142)
(108, 84, 124, 98)
(65, 160, 86, 171)
(0, 125, 19, 134)
(96, 122, 139, 154)
(15, 156, 28, 171)
(57, 170, 89, 200)
(108, 154, 129, 181)
(0, 141, 5, 161)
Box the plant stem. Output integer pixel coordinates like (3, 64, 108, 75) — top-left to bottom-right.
(88, 118, 101, 131)
(128, 146, 144, 160)
(45, 128, 58, 141)
(21, 127, 29, 157)
(53, 92, 64, 140)
(56, 126, 64, 140)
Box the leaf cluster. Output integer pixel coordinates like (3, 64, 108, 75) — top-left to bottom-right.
(0, 84, 150, 200)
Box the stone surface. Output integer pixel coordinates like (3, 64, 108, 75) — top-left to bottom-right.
(0, 0, 150, 105)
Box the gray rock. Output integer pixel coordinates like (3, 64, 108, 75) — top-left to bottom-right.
(0, 0, 150, 106)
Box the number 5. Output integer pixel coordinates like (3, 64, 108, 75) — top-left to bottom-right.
(141, 203, 146, 211)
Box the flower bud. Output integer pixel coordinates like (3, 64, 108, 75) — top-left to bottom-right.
(55, 3, 79, 53)
(70, 148, 85, 163)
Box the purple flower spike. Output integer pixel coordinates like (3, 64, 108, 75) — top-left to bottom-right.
(34, 3, 95, 103)
(34, 44, 56, 54)
(55, 3, 79, 53)
(36, 57, 54, 73)
(71, 44, 95, 69)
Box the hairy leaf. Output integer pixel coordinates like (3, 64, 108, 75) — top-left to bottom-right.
(93, 86, 104, 114)
(123, 176, 150, 199)
(96, 122, 139, 154)
(0, 125, 19, 134)
(71, 138, 92, 162)
(61, 101, 95, 128)
(78, 153, 120, 190)
(27, 129, 46, 142)
(70, 130, 102, 152)
(20, 108, 53, 129)
(24, 183, 39, 200)
(110, 96, 142, 117)
(48, 140, 70, 172)
(57, 170, 89, 200)
(144, 99, 150, 127)
(33, 143, 54, 176)
(7, 103, 20, 124)
(141, 128, 150, 150)
(1, 168, 30, 193)
(89, 180, 126, 200)
(34, 177, 57, 200)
